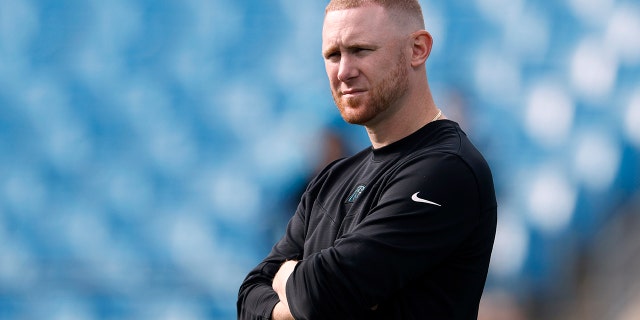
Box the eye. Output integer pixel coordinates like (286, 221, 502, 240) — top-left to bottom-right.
(353, 47, 372, 56)
(324, 51, 341, 61)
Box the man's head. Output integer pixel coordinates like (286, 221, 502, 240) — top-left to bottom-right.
(326, 0, 425, 31)
(322, 0, 432, 127)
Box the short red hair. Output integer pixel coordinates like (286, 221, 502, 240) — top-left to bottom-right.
(325, 0, 425, 29)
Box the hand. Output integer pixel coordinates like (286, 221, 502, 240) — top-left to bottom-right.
(272, 260, 298, 317)
(272, 301, 295, 320)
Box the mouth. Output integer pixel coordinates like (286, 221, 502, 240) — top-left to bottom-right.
(341, 89, 367, 97)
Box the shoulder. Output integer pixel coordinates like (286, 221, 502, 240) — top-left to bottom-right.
(304, 146, 372, 190)
(408, 121, 492, 182)
(386, 122, 496, 204)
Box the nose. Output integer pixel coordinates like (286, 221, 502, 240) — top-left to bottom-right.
(337, 55, 358, 82)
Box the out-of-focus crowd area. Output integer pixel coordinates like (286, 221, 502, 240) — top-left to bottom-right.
(1, 0, 639, 319)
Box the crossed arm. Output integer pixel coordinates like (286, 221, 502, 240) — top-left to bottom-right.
(271, 260, 298, 320)
(240, 205, 475, 319)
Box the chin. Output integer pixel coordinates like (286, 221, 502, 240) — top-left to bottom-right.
(339, 109, 376, 125)
(335, 96, 376, 124)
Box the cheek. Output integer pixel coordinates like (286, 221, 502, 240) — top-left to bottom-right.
(325, 64, 339, 83)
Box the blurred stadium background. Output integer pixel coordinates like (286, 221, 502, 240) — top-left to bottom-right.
(1, 0, 639, 319)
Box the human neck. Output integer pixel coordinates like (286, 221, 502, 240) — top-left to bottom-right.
(365, 93, 439, 149)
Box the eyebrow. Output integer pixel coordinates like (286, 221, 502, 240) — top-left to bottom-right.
(322, 42, 378, 58)
(322, 44, 338, 58)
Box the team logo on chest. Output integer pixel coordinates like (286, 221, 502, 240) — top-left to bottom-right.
(345, 184, 366, 204)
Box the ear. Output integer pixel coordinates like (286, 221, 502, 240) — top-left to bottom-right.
(410, 30, 433, 67)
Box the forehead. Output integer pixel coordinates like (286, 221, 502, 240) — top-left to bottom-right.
(322, 5, 398, 48)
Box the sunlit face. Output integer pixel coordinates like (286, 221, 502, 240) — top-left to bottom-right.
(322, 5, 410, 126)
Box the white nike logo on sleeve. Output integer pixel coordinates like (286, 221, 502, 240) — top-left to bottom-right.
(411, 192, 442, 207)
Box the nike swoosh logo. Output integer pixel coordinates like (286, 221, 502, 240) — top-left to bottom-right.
(411, 192, 441, 207)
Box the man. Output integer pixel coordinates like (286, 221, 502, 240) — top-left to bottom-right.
(238, 0, 497, 319)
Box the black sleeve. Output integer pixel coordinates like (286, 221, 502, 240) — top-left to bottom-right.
(237, 198, 307, 319)
(286, 153, 485, 319)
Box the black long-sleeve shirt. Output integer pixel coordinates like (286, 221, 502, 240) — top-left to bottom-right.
(238, 120, 497, 319)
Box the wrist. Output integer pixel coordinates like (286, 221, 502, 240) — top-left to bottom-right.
(272, 301, 294, 320)
(272, 260, 298, 303)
